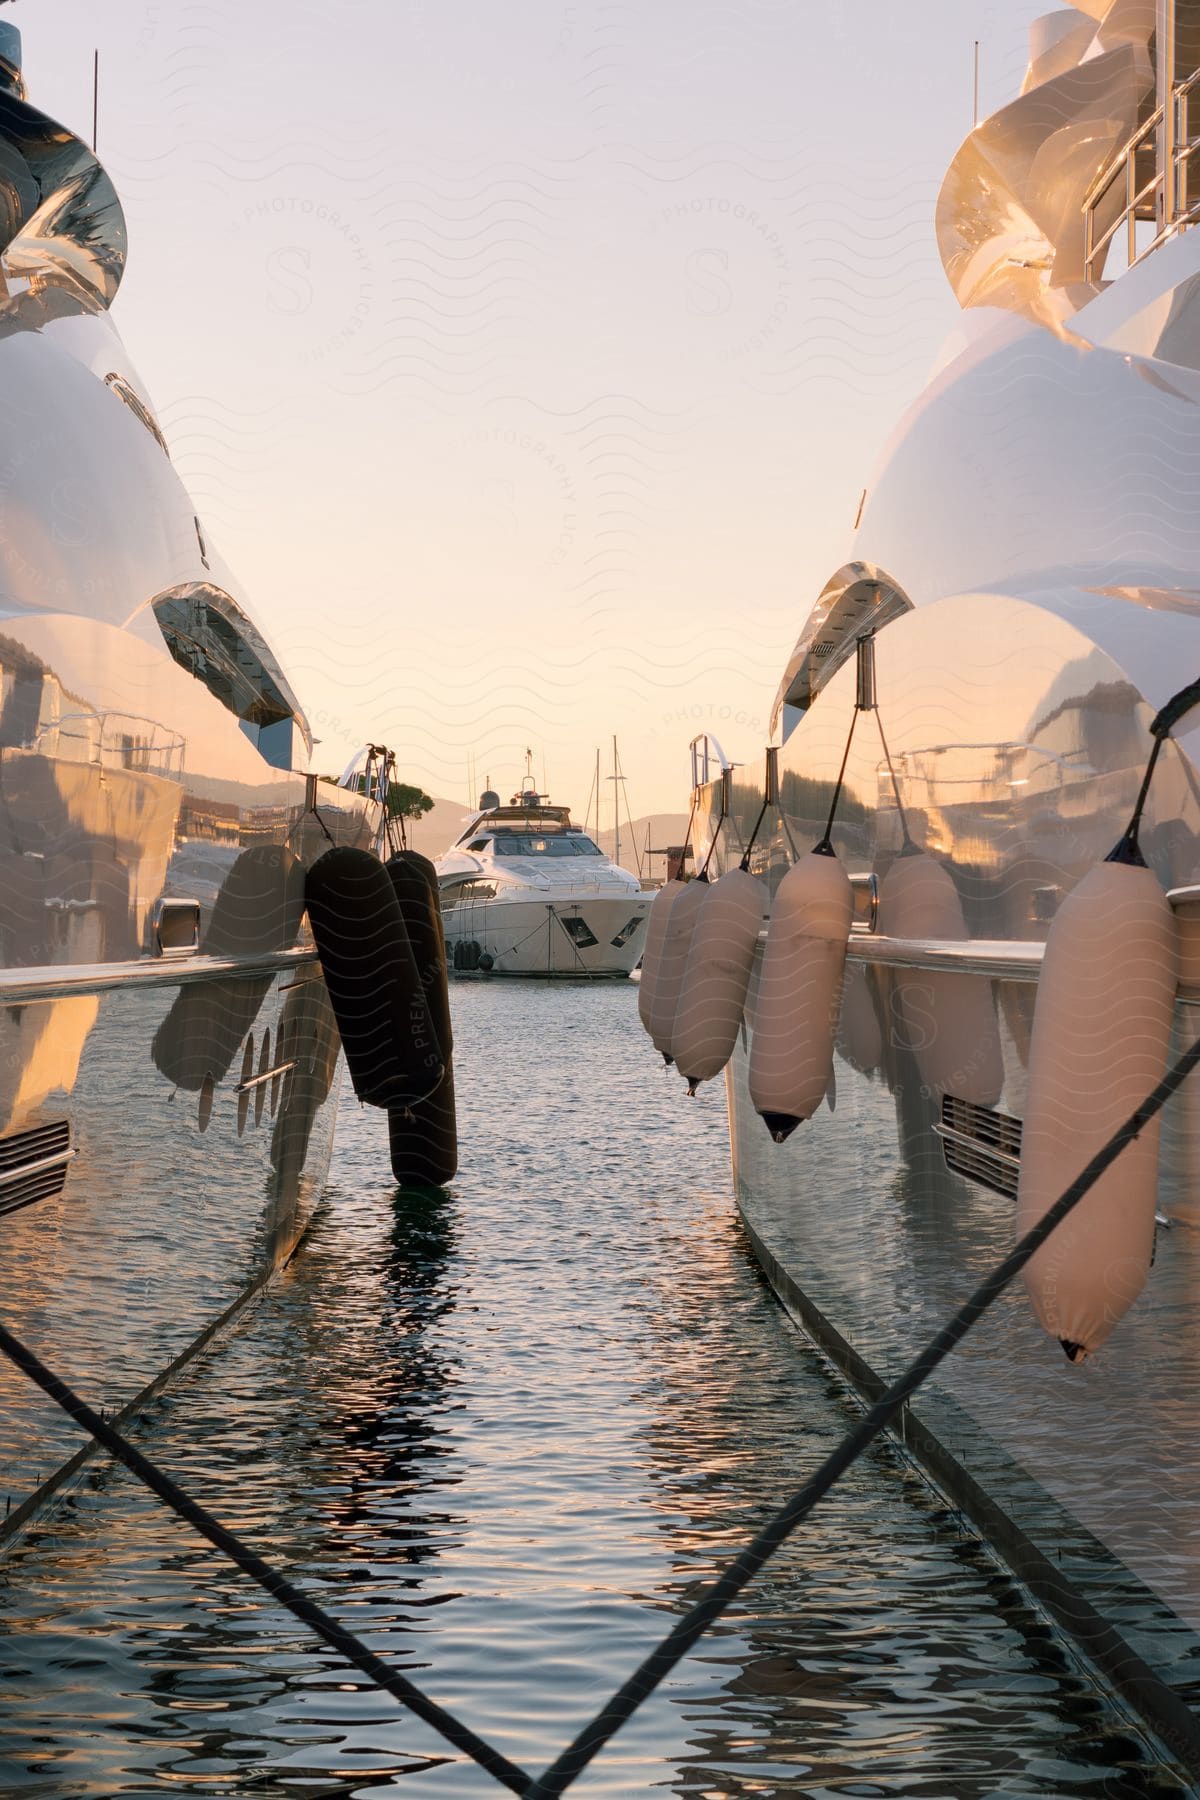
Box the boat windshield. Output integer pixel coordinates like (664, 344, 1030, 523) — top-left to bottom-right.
(493, 834, 604, 857)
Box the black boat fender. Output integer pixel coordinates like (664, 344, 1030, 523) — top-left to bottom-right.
(385, 851, 458, 1187)
(305, 847, 443, 1108)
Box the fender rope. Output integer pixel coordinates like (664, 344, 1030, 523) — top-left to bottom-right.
(3, 1027, 1200, 1795)
(814, 701, 860, 855)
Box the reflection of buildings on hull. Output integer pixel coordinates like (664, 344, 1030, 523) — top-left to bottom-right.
(0, 31, 376, 1535)
(0, 976, 344, 1533)
(689, 0, 1200, 1749)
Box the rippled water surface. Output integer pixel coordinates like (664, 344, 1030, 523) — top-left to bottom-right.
(0, 981, 1188, 1797)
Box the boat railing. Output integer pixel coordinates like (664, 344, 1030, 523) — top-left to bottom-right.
(34, 712, 185, 780)
(689, 732, 730, 792)
(1083, 67, 1200, 282)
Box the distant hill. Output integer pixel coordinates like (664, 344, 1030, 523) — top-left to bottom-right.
(400, 795, 690, 881)
(401, 793, 484, 859)
(591, 812, 691, 880)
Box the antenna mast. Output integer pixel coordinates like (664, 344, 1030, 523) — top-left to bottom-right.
(612, 736, 620, 868)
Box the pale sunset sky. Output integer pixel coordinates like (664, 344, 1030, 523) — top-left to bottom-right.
(20, 0, 1048, 814)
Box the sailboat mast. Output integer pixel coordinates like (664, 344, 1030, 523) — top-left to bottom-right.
(612, 734, 620, 869)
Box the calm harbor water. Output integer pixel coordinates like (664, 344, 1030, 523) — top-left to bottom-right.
(0, 980, 1187, 1798)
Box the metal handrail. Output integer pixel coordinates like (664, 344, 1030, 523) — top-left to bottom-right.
(33, 711, 185, 779)
(1084, 68, 1200, 281)
(689, 732, 731, 792)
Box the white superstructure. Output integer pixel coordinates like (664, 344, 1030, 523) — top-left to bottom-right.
(435, 773, 651, 977)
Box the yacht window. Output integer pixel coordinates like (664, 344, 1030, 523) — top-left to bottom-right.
(105, 374, 170, 458)
(444, 879, 497, 907)
(149, 583, 311, 769)
(467, 838, 492, 852)
(494, 834, 603, 857)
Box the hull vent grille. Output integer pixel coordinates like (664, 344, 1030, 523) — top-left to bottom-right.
(0, 1120, 74, 1219)
(937, 1095, 1022, 1200)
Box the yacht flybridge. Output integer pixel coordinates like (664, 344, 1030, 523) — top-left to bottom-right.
(436, 760, 650, 976)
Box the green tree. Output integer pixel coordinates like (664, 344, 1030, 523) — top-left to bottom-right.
(318, 775, 435, 820)
(386, 781, 434, 821)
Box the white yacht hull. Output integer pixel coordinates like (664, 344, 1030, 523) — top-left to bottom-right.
(0, 58, 379, 1543)
(673, 4, 1200, 1757)
(442, 893, 651, 976)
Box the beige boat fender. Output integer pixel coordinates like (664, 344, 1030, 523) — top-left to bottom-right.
(748, 848, 854, 1141)
(645, 875, 710, 1064)
(672, 867, 767, 1092)
(877, 847, 1004, 1107)
(1017, 859, 1177, 1362)
(836, 961, 884, 1078)
(637, 877, 686, 1040)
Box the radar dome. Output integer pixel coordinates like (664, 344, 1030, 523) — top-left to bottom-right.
(479, 789, 501, 812)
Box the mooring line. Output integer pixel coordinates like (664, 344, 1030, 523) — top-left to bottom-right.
(3, 1030, 1200, 1796)
(0, 1324, 532, 1796)
(522, 1027, 1200, 1796)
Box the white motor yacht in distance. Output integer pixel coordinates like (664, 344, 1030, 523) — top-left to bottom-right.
(435, 767, 651, 976)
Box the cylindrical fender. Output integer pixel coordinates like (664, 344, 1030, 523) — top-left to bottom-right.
(386, 851, 458, 1187)
(305, 847, 443, 1108)
(749, 849, 853, 1141)
(672, 868, 766, 1091)
(836, 961, 884, 1078)
(205, 843, 307, 957)
(645, 876, 709, 1064)
(1017, 860, 1177, 1362)
(637, 877, 687, 1037)
(153, 976, 273, 1093)
(152, 845, 306, 1090)
(877, 848, 1004, 1107)
(270, 969, 342, 1192)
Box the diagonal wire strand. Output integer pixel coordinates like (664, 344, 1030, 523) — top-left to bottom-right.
(6, 1034, 1200, 1799)
(522, 1026, 1200, 1797)
(0, 1326, 532, 1796)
